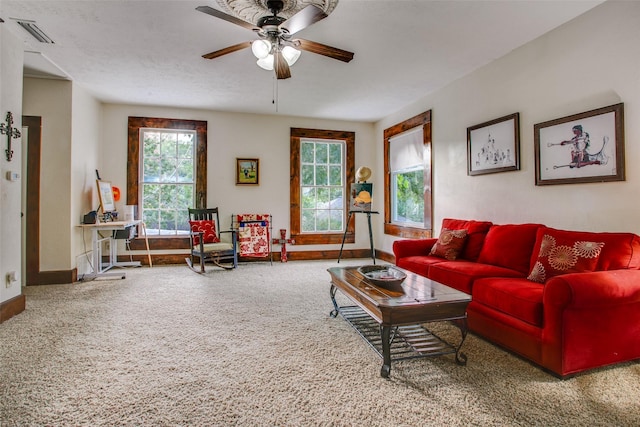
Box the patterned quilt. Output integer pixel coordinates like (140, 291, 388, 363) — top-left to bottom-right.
(236, 214, 271, 257)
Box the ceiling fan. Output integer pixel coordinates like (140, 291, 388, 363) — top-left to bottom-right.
(197, 0, 354, 80)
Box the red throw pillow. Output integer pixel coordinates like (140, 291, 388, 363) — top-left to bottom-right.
(527, 233, 604, 283)
(189, 220, 220, 245)
(430, 228, 468, 260)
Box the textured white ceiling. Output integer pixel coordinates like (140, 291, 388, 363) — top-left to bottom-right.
(2, 0, 603, 122)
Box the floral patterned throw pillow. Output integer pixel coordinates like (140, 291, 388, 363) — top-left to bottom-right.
(430, 228, 468, 261)
(527, 233, 604, 283)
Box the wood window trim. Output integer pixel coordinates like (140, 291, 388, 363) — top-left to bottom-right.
(290, 128, 355, 245)
(383, 111, 433, 239)
(127, 117, 207, 250)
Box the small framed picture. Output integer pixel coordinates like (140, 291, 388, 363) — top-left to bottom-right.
(534, 103, 624, 186)
(236, 158, 259, 185)
(467, 113, 520, 176)
(350, 183, 373, 212)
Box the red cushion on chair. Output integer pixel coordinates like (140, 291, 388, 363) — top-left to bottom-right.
(189, 220, 220, 245)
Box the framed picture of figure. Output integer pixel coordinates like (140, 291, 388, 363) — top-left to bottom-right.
(534, 103, 624, 186)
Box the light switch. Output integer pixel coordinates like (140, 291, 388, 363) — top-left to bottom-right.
(5, 171, 20, 181)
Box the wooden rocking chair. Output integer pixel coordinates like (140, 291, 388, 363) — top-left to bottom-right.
(186, 208, 237, 272)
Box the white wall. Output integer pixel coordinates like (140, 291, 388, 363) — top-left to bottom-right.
(376, 0, 640, 255)
(22, 78, 73, 270)
(70, 84, 101, 263)
(100, 105, 376, 254)
(0, 26, 24, 304)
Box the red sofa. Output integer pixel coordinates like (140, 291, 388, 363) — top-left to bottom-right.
(393, 218, 640, 378)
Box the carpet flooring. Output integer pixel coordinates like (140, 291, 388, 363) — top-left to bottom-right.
(1, 260, 639, 426)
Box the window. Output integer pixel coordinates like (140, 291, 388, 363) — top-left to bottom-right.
(384, 111, 432, 239)
(300, 139, 344, 233)
(127, 117, 207, 249)
(140, 129, 195, 235)
(390, 127, 425, 227)
(290, 128, 355, 245)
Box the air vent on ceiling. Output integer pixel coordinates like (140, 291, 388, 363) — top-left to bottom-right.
(16, 20, 54, 44)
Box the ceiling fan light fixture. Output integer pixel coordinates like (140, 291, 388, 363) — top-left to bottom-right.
(251, 39, 272, 59)
(257, 54, 275, 71)
(282, 46, 301, 66)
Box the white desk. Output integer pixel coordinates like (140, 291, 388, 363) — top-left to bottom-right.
(79, 220, 149, 279)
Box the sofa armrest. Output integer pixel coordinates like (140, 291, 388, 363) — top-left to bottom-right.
(392, 238, 438, 260)
(544, 269, 640, 309)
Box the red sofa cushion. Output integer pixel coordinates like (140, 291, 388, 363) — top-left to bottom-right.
(533, 227, 640, 271)
(527, 230, 604, 283)
(428, 260, 523, 295)
(441, 218, 492, 261)
(430, 228, 468, 260)
(396, 255, 446, 277)
(473, 277, 544, 327)
(476, 223, 543, 275)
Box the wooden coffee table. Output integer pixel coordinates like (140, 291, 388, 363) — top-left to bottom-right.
(328, 266, 471, 378)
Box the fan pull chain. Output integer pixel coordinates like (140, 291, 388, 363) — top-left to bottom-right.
(272, 76, 279, 112)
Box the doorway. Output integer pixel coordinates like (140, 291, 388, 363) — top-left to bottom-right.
(22, 116, 41, 285)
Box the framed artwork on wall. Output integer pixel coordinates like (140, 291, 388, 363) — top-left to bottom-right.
(534, 103, 624, 186)
(236, 158, 259, 185)
(467, 113, 520, 176)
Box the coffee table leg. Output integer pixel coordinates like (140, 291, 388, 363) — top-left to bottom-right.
(380, 325, 392, 378)
(329, 284, 340, 318)
(455, 318, 469, 366)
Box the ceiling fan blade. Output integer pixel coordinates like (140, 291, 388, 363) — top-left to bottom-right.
(202, 41, 252, 59)
(274, 51, 291, 80)
(196, 5, 260, 31)
(295, 39, 354, 63)
(280, 5, 327, 35)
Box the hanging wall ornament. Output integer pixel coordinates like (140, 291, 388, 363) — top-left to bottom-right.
(1, 112, 22, 162)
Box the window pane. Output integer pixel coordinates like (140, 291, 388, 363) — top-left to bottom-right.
(299, 138, 345, 235)
(302, 209, 316, 232)
(143, 209, 160, 234)
(329, 165, 342, 186)
(330, 188, 343, 209)
(301, 187, 316, 209)
(160, 157, 178, 182)
(301, 142, 315, 163)
(177, 134, 193, 158)
(176, 158, 193, 183)
(301, 165, 314, 186)
(315, 143, 328, 164)
(141, 129, 195, 235)
(329, 143, 342, 164)
(393, 169, 424, 224)
(315, 165, 328, 186)
(316, 210, 329, 231)
(329, 209, 343, 231)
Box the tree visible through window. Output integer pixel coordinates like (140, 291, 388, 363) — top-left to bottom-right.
(140, 129, 195, 235)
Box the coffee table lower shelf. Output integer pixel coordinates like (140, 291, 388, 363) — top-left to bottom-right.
(331, 305, 467, 377)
